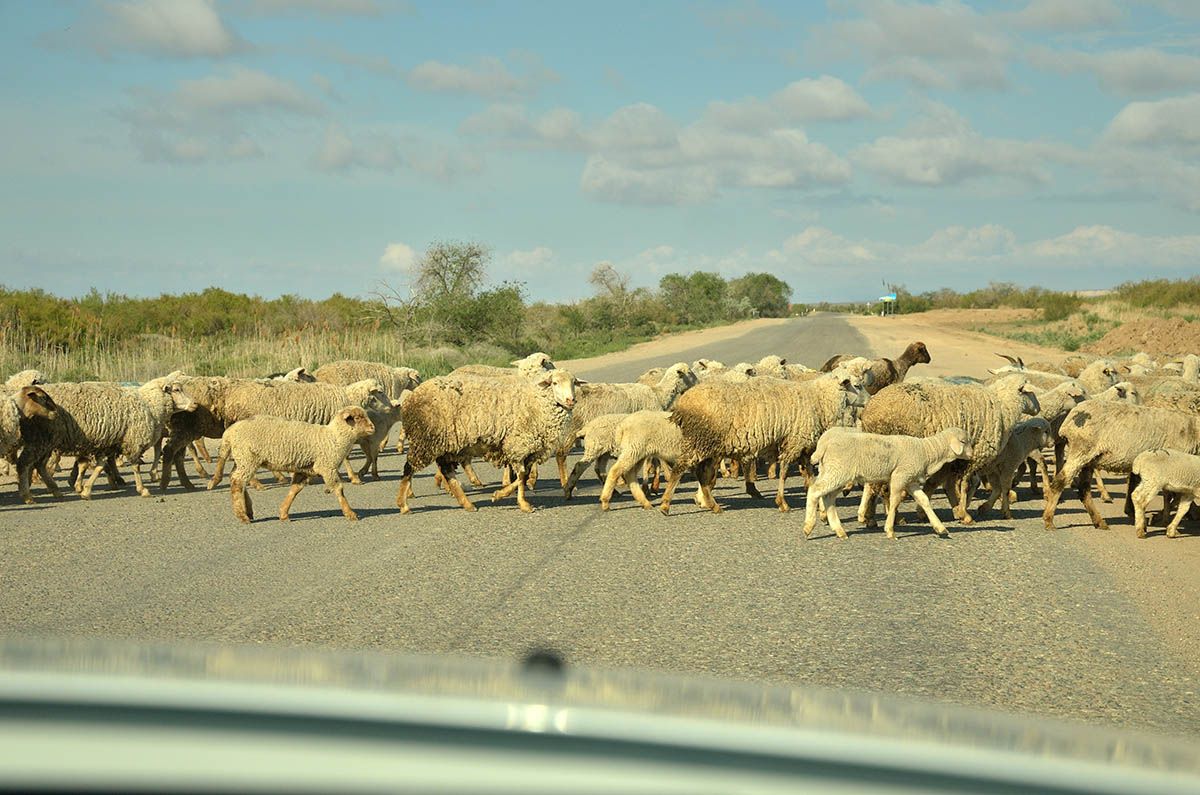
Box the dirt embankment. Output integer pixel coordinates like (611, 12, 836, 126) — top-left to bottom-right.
(1084, 317, 1200, 357)
(843, 311, 1067, 380)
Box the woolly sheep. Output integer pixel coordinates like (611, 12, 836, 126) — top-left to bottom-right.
(636, 367, 664, 386)
(598, 409, 695, 511)
(1130, 449, 1200, 539)
(2, 386, 57, 471)
(989, 358, 1120, 396)
(16, 376, 196, 503)
(754, 355, 789, 379)
(821, 341, 931, 395)
(264, 367, 316, 383)
(451, 352, 555, 380)
(312, 360, 421, 399)
(395, 369, 578, 513)
(659, 367, 869, 514)
(219, 406, 375, 523)
(552, 363, 695, 487)
(804, 427, 974, 539)
(859, 374, 1040, 523)
(1043, 401, 1200, 531)
(562, 412, 629, 499)
(976, 417, 1052, 519)
(344, 391, 403, 483)
(4, 369, 46, 390)
(691, 359, 727, 380)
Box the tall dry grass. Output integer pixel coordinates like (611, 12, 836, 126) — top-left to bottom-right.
(0, 327, 513, 383)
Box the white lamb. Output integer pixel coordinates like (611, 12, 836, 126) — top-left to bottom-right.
(804, 427, 974, 539)
(1130, 449, 1200, 539)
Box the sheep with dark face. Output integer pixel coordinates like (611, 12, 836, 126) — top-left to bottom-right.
(821, 341, 931, 395)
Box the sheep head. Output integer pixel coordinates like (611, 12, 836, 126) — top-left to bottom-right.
(905, 341, 931, 365)
(536, 369, 577, 410)
(338, 406, 375, 439)
(17, 385, 57, 421)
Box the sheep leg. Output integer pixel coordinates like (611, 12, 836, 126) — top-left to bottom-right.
(189, 442, 210, 478)
(912, 486, 949, 537)
(1131, 481, 1151, 538)
(1123, 473, 1137, 518)
(128, 456, 152, 498)
(658, 467, 687, 515)
(1158, 492, 1177, 528)
(774, 456, 791, 512)
(440, 461, 477, 512)
(883, 481, 907, 540)
(626, 459, 656, 510)
(340, 441, 363, 484)
(1043, 454, 1089, 530)
(1093, 471, 1113, 503)
(857, 484, 877, 526)
(492, 475, 521, 501)
(649, 458, 661, 494)
(104, 455, 126, 488)
(396, 461, 416, 513)
(278, 473, 308, 521)
(954, 472, 975, 524)
(464, 461, 484, 488)
(173, 448, 195, 491)
(526, 463, 538, 489)
(207, 445, 230, 490)
(18, 449, 60, 503)
(1077, 464, 1109, 530)
(563, 458, 592, 500)
(598, 454, 630, 510)
(698, 459, 722, 513)
(1165, 496, 1192, 538)
(324, 468, 359, 521)
(515, 459, 536, 512)
(231, 474, 254, 523)
(80, 461, 106, 500)
(803, 480, 843, 538)
(1054, 440, 1065, 474)
(557, 452, 570, 489)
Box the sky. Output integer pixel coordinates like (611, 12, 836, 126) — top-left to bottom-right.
(1, 0, 1198, 304)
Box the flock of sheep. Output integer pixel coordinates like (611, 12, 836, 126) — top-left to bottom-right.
(3, 342, 1200, 539)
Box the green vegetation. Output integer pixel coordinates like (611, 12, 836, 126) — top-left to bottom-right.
(0, 241, 793, 382)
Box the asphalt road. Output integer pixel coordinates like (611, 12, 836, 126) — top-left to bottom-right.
(2, 314, 1197, 739)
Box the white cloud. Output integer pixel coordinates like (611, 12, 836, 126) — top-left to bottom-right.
(460, 104, 586, 148)
(232, 0, 392, 15)
(312, 125, 400, 172)
(505, 246, 555, 268)
(766, 223, 1200, 272)
(379, 242, 417, 271)
(121, 66, 323, 163)
(1028, 47, 1200, 95)
(1006, 0, 1123, 31)
(814, 0, 1011, 90)
(80, 0, 243, 58)
(703, 76, 872, 129)
(406, 56, 557, 98)
(1104, 93, 1200, 150)
(854, 103, 1060, 186)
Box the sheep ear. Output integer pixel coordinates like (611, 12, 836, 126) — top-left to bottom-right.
(536, 375, 553, 388)
(779, 357, 787, 365)
(863, 370, 875, 387)
(574, 378, 588, 386)
(951, 437, 965, 456)
(996, 353, 1017, 364)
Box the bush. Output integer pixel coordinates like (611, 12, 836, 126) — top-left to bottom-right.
(1040, 292, 1081, 321)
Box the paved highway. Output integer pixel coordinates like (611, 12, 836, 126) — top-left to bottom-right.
(1, 314, 1196, 738)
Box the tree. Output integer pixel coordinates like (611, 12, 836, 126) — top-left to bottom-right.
(414, 241, 490, 303)
(728, 273, 792, 318)
(659, 271, 728, 325)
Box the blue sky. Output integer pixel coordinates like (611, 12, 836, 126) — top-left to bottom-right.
(1, 0, 1198, 303)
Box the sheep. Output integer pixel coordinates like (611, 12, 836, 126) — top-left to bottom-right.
(395, 369, 579, 513)
(636, 367, 664, 386)
(312, 360, 421, 399)
(345, 390, 402, 482)
(803, 427, 974, 539)
(821, 341, 931, 395)
(2, 386, 58, 473)
(450, 352, 555, 380)
(597, 410, 695, 511)
(989, 358, 1120, 396)
(4, 369, 46, 390)
(562, 412, 629, 499)
(204, 378, 392, 489)
(1142, 379, 1200, 415)
(551, 363, 695, 487)
(659, 367, 869, 514)
(691, 359, 727, 380)
(1130, 449, 1200, 539)
(16, 376, 196, 503)
(976, 417, 1053, 519)
(264, 367, 316, 382)
(753, 355, 789, 379)
(1042, 401, 1200, 531)
(218, 406, 375, 524)
(859, 375, 1040, 523)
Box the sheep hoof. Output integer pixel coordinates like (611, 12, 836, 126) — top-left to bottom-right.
(518, 503, 535, 513)
(1167, 529, 1180, 539)
(1096, 520, 1110, 531)
(345, 512, 359, 521)
(491, 490, 504, 502)
(710, 503, 724, 514)
(279, 515, 291, 522)
(138, 489, 151, 498)
(659, 505, 671, 515)
(1136, 526, 1147, 538)
(399, 505, 412, 515)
